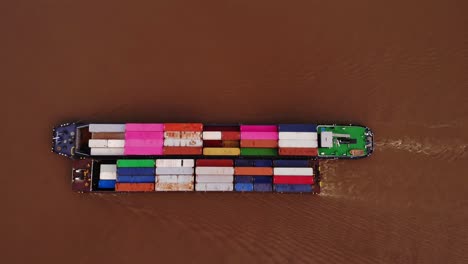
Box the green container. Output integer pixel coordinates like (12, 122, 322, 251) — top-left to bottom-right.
(117, 159, 155, 167)
(240, 148, 278, 156)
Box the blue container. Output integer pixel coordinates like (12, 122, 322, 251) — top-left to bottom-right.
(278, 124, 317, 132)
(98, 180, 116, 189)
(253, 176, 273, 183)
(116, 176, 156, 183)
(117, 167, 155, 176)
(235, 176, 253, 183)
(273, 159, 310, 167)
(254, 160, 273, 167)
(235, 159, 256, 167)
(235, 183, 254, 192)
(274, 184, 313, 193)
(253, 183, 272, 192)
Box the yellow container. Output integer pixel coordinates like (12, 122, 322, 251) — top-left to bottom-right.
(203, 147, 240, 156)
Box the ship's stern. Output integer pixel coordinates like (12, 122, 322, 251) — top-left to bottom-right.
(51, 123, 77, 158)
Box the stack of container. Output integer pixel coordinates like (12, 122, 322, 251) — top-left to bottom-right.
(98, 164, 117, 189)
(115, 159, 155, 192)
(278, 124, 318, 156)
(195, 159, 234, 191)
(163, 123, 203, 155)
(202, 125, 241, 156)
(124, 123, 164, 155)
(240, 125, 278, 156)
(155, 159, 195, 191)
(234, 159, 273, 192)
(273, 160, 315, 193)
(89, 124, 126, 155)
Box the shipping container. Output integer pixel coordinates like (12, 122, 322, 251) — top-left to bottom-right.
(195, 167, 234, 175)
(116, 167, 155, 176)
(240, 148, 278, 156)
(221, 131, 241, 140)
(273, 160, 310, 167)
(117, 159, 155, 168)
(240, 132, 279, 140)
(98, 180, 116, 189)
(234, 159, 271, 167)
(234, 176, 253, 183)
(278, 124, 317, 132)
(278, 148, 318, 156)
(163, 123, 203, 131)
(156, 175, 194, 183)
(155, 167, 194, 175)
(155, 159, 194, 167)
(125, 123, 164, 131)
(89, 124, 126, 133)
(202, 131, 222, 140)
(253, 176, 273, 183)
(163, 139, 203, 147)
(240, 140, 278, 148)
(203, 125, 240, 131)
(273, 176, 314, 184)
(273, 167, 314, 176)
(108, 139, 125, 148)
(89, 139, 108, 148)
(235, 183, 254, 192)
(124, 139, 163, 147)
(234, 167, 273, 175)
(253, 183, 272, 192)
(124, 147, 163, 155)
(115, 183, 155, 192)
(125, 132, 164, 140)
(155, 183, 194, 191)
(203, 148, 240, 156)
(274, 184, 313, 193)
(91, 132, 126, 139)
(100, 164, 117, 180)
(240, 125, 277, 132)
(195, 159, 234, 167)
(91, 148, 125, 156)
(164, 131, 202, 139)
(278, 132, 318, 140)
(196, 175, 234, 183)
(278, 140, 318, 148)
(203, 140, 240, 148)
(195, 183, 233, 191)
(163, 147, 203, 155)
(116, 176, 156, 183)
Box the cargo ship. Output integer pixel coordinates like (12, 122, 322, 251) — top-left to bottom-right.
(51, 122, 374, 193)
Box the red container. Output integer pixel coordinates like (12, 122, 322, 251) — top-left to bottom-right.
(278, 148, 318, 156)
(163, 123, 203, 131)
(115, 183, 155, 192)
(234, 167, 273, 175)
(195, 159, 234, 167)
(221, 131, 240, 140)
(163, 147, 203, 155)
(274, 176, 314, 184)
(240, 140, 278, 148)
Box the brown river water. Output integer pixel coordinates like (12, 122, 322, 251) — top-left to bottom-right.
(2, 0, 468, 263)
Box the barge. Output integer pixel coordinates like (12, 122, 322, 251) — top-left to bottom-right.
(51, 123, 374, 193)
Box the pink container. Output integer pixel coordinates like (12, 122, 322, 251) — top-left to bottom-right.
(240, 125, 277, 132)
(124, 146, 163, 155)
(125, 123, 164, 131)
(125, 131, 164, 140)
(240, 132, 279, 140)
(125, 139, 164, 147)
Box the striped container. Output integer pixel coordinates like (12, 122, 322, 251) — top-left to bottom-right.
(240, 125, 278, 156)
(234, 159, 273, 192)
(278, 124, 318, 157)
(195, 159, 234, 191)
(202, 125, 240, 156)
(155, 159, 195, 191)
(272, 159, 314, 193)
(163, 123, 203, 155)
(115, 159, 156, 191)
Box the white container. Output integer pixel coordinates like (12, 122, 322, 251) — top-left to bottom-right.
(278, 132, 318, 140)
(156, 175, 194, 183)
(156, 159, 183, 167)
(195, 183, 233, 191)
(182, 159, 195, 168)
(196, 175, 234, 183)
(202, 131, 222, 140)
(278, 139, 318, 148)
(88, 139, 108, 148)
(108, 139, 125, 148)
(273, 167, 314, 176)
(99, 164, 117, 179)
(90, 148, 125, 156)
(155, 167, 194, 175)
(163, 139, 203, 147)
(89, 124, 126, 133)
(195, 167, 234, 175)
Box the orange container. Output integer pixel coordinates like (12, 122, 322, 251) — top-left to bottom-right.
(163, 147, 203, 155)
(221, 131, 240, 140)
(115, 183, 155, 192)
(278, 148, 318, 156)
(234, 167, 273, 175)
(163, 123, 203, 131)
(240, 140, 278, 148)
